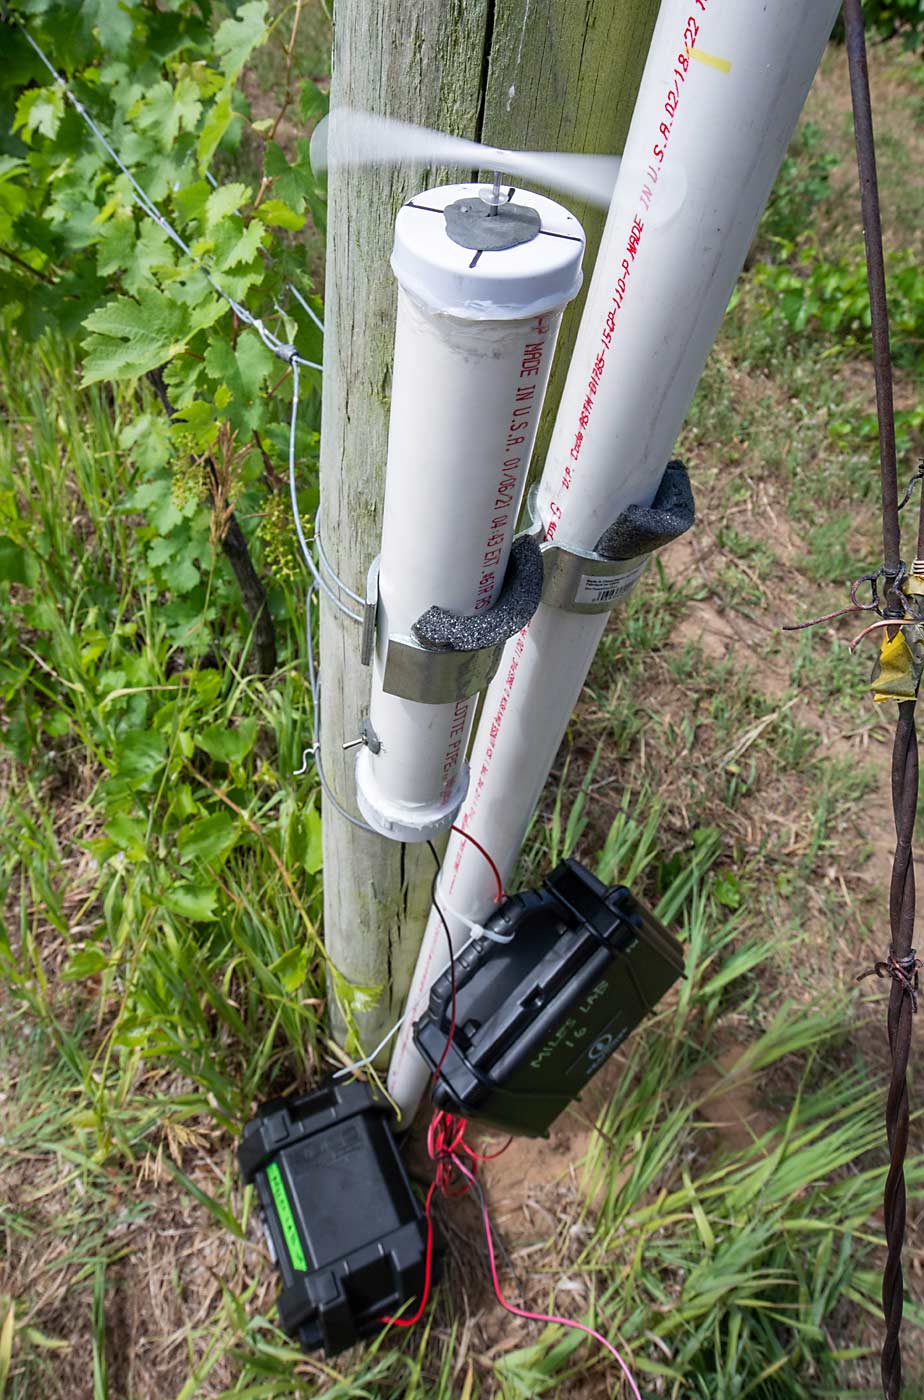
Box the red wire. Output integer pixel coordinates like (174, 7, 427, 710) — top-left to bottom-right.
(457, 1135, 514, 1163)
(452, 1155, 643, 1400)
(379, 1178, 438, 1326)
(450, 823, 506, 904)
(380, 837, 516, 1332)
(381, 837, 642, 1392)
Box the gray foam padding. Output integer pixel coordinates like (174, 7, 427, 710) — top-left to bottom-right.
(594, 460, 695, 561)
(412, 534, 544, 652)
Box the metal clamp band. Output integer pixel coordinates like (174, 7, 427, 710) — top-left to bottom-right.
(539, 541, 649, 613)
(523, 488, 649, 615)
(360, 536, 543, 704)
(382, 632, 508, 705)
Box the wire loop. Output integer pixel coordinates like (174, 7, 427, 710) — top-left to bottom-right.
(858, 949, 922, 1014)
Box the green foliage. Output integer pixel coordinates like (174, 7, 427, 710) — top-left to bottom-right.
(752, 244, 924, 371)
(757, 121, 839, 250)
(0, 338, 325, 1144)
(1, 0, 328, 662)
(834, 0, 924, 49)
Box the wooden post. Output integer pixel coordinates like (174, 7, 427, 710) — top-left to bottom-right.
(317, 0, 659, 1055)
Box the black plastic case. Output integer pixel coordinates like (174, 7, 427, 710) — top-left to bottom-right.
(413, 858, 684, 1137)
(238, 1079, 432, 1355)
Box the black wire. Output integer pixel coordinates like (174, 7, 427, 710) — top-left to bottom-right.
(461, 1164, 523, 1290)
(427, 840, 458, 1080)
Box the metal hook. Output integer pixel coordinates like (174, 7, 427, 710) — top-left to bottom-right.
(293, 744, 318, 776)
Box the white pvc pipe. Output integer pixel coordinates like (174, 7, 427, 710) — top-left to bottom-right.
(355, 183, 584, 842)
(388, 0, 842, 1114)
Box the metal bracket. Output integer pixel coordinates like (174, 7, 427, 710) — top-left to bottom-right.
(360, 558, 379, 668)
(382, 632, 508, 705)
(539, 541, 649, 613)
(360, 556, 511, 705)
(523, 489, 649, 615)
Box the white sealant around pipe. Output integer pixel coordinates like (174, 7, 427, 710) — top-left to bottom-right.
(388, 0, 843, 1116)
(355, 184, 584, 843)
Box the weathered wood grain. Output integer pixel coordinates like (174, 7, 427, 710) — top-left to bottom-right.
(317, 0, 659, 1056)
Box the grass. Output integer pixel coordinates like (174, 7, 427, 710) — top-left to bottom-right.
(2, 22, 924, 1400)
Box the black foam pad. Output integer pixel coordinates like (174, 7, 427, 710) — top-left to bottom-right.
(594, 460, 694, 561)
(412, 534, 543, 652)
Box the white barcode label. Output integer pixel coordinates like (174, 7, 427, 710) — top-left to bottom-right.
(575, 561, 646, 607)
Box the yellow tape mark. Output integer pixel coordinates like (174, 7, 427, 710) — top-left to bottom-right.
(688, 46, 732, 74)
(871, 629, 917, 703)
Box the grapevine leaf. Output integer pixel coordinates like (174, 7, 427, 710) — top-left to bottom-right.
(214, 1, 269, 79)
(174, 78, 205, 135)
(83, 0, 135, 56)
(0, 158, 27, 243)
(127, 477, 183, 534)
(174, 62, 226, 100)
(264, 140, 313, 212)
(121, 221, 175, 295)
(218, 218, 266, 270)
(173, 180, 212, 229)
(131, 77, 203, 151)
(95, 214, 135, 278)
(205, 182, 251, 230)
(130, 82, 176, 144)
(299, 82, 329, 123)
(81, 290, 191, 384)
(197, 87, 235, 171)
(259, 198, 305, 231)
(189, 294, 228, 334)
(172, 398, 221, 452)
(203, 330, 275, 430)
(158, 551, 200, 593)
(146, 536, 183, 568)
(118, 413, 172, 472)
(14, 86, 64, 142)
(125, 225, 174, 292)
(234, 330, 277, 397)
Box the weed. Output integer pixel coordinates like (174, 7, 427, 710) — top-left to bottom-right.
(2, 24, 923, 1400)
(756, 121, 840, 254)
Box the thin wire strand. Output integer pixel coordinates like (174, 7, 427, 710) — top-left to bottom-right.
(288, 361, 363, 620)
(332, 1013, 407, 1079)
(316, 528, 365, 603)
(18, 24, 322, 375)
(302, 585, 377, 833)
(20, 23, 365, 630)
(287, 281, 326, 334)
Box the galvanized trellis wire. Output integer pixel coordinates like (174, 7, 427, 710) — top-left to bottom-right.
(843, 2, 920, 1396)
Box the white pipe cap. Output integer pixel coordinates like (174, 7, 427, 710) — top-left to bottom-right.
(392, 183, 585, 321)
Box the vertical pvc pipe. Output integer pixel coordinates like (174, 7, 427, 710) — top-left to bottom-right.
(388, 0, 843, 1115)
(355, 184, 584, 842)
